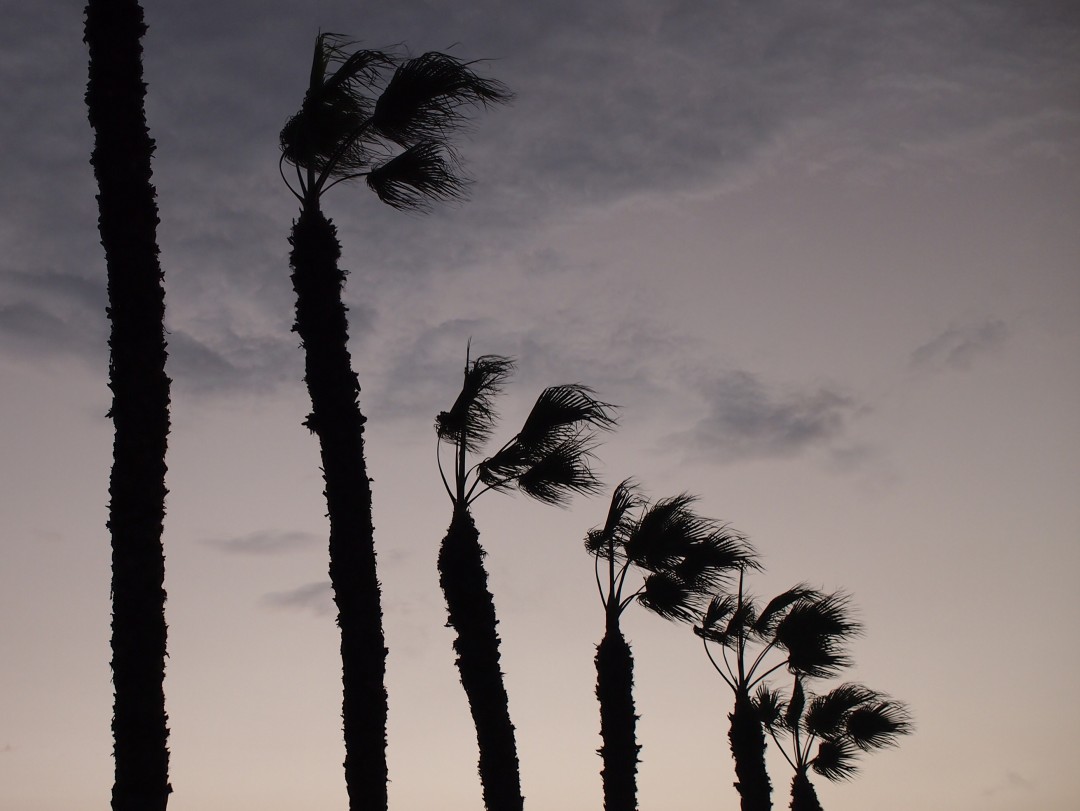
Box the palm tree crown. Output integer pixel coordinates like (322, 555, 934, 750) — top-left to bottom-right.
(281, 33, 510, 209)
(436, 351, 617, 509)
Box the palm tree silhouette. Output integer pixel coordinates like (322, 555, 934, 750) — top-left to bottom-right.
(755, 678, 912, 811)
(436, 349, 616, 811)
(694, 575, 861, 811)
(279, 34, 509, 811)
(585, 481, 756, 811)
(84, 2, 171, 808)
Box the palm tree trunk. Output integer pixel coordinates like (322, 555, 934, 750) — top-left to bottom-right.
(728, 690, 772, 811)
(438, 505, 524, 811)
(789, 771, 823, 811)
(289, 205, 388, 811)
(595, 619, 640, 811)
(85, 2, 171, 809)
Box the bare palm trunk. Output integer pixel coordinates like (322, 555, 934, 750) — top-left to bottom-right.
(438, 505, 524, 811)
(595, 619, 640, 811)
(729, 691, 772, 811)
(789, 771, 823, 811)
(85, 2, 171, 809)
(289, 204, 388, 811)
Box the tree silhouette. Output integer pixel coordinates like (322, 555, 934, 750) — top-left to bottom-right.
(585, 481, 756, 811)
(755, 678, 912, 811)
(694, 575, 861, 811)
(84, 2, 171, 808)
(436, 350, 615, 811)
(279, 34, 509, 811)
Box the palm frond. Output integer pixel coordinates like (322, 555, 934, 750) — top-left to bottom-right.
(811, 738, 860, 781)
(280, 36, 397, 176)
(372, 52, 512, 145)
(846, 699, 912, 751)
(436, 354, 515, 452)
(752, 585, 821, 636)
(774, 593, 861, 679)
(693, 593, 739, 643)
(513, 433, 603, 505)
(637, 570, 707, 622)
(785, 676, 807, 732)
(366, 141, 468, 210)
(585, 479, 641, 558)
(623, 494, 705, 570)
(804, 683, 878, 739)
(754, 684, 788, 732)
(673, 529, 757, 593)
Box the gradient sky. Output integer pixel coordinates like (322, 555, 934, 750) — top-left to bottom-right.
(2, 1, 1078, 809)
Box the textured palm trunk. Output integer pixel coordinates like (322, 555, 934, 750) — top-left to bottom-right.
(85, 2, 172, 809)
(788, 771, 823, 811)
(289, 205, 388, 811)
(728, 691, 772, 811)
(438, 505, 524, 811)
(594, 619, 640, 811)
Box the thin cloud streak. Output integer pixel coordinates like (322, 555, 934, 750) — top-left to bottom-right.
(910, 319, 1009, 372)
(262, 581, 334, 615)
(202, 529, 319, 555)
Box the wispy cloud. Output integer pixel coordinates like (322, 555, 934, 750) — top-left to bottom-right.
(674, 371, 866, 463)
(262, 581, 334, 615)
(202, 530, 319, 555)
(982, 770, 1035, 797)
(911, 319, 1009, 371)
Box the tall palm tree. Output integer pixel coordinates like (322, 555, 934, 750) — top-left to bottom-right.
(279, 34, 509, 811)
(755, 678, 912, 811)
(84, 2, 171, 809)
(436, 350, 616, 811)
(585, 481, 756, 811)
(694, 575, 861, 811)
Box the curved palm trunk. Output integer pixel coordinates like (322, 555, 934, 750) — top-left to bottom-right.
(438, 505, 524, 811)
(85, 2, 171, 809)
(729, 690, 772, 811)
(789, 771, 823, 811)
(289, 205, 388, 811)
(595, 619, 640, 811)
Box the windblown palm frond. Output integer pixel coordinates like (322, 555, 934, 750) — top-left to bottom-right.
(515, 433, 603, 505)
(624, 495, 705, 571)
(754, 684, 788, 731)
(774, 593, 861, 679)
(673, 529, 757, 594)
(804, 683, 879, 740)
(811, 738, 860, 781)
(366, 141, 467, 210)
(752, 585, 822, 636)
(436, 354, 515, 453)
(694, 592, 741, 644)
(637, 569, 706, 622)
(846, 699, 912, 751)
(584, 478, 641, 559)
(372, 52, 512, 145)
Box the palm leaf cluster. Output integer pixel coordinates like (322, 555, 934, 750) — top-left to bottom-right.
(281, 33, 511, 209)
(756, 679, 912, 783)
(437, 353, 617, 507)
(695, 580, 861, 693)
(586, 480, 757, 623)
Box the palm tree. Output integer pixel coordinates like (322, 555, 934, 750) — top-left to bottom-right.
(585, 481, 756, 811)
(84, 2, 171, 809)
(694, 575, 861, 811)
(755, 678, 912, 811)
(436, 350, 616, 811)
(279, 35, 509, 811)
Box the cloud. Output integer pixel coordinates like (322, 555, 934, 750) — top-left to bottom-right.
(674, 370, 865, 463)
(910, 319, 1009, 371)
(262, 581, 334, 615)
(982, 770, 1035, 797)
(202, 529, 319, 555)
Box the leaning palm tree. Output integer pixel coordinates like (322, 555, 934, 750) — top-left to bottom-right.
(694, 575, 861, 811)
(279, 34, 509, 811)
(436, 350, 616, 811)
(755, 678, 912, 811)
(85, 2, 171, 809)
(585, 481, 756, 811)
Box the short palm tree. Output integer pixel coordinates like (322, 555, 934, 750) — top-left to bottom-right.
(585, 481, 756, 811)
(694, 575, 861, 811)
(85, 2, 172, 808)
(280, 34, 509, 811)
(755, 678, 912, 811)
(436, 350, 616, 811)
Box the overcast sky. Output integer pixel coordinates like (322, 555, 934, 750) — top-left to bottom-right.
(2, 1, 1078, 810)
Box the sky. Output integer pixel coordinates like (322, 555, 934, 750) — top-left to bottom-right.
(1, 1, 1078, 809)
